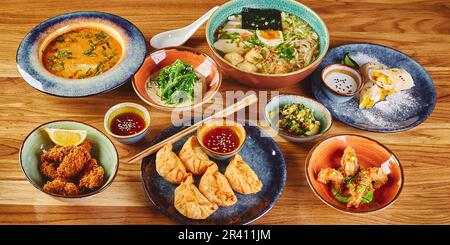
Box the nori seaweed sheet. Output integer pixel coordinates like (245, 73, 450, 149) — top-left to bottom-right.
(241, 8, 282, 30)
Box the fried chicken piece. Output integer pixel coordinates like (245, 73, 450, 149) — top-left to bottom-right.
(341, 146, 359, 177)
(43, 178, 79, 196)
(317, 168, 344, 189)
(347, 183, 372, 208)
(41, 145, 73, 163)
(57, 145, 91, 179)
(366, 167, 388, 189)
(78, 159, 104, 191)
(39, 161, 59, 180)
(78, 140, 92, 153)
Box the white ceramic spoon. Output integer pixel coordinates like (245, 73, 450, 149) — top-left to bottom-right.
(150, 6, 219, 49)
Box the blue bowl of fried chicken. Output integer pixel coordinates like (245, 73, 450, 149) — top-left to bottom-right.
(20, 120, 119, 199)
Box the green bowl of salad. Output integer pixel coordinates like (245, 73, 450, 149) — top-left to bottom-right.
(265, 94, 332, 142)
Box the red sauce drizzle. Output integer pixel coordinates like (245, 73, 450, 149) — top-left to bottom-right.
(202, 127, 240, 153)
(110, 112, 145, 136)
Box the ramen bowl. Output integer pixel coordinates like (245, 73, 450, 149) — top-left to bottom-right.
(205, 0, 329, 89)
(20, 120, 119, 201)
(305, 134, 404, 214)
(16, 11, 147, 97)
(132, 47, 222, 111)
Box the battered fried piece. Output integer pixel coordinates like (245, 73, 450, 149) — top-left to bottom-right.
(43, 178, 80, 196)
(39, 161, 59, 180)
(57, 145, 91, 179)
(156, 143, 188, 184)
(174, 174, 218, 219)
(224, 154, 263, 194)
(341, 146, 359, 177)
(78, 159, 105, 191)
(317, 168, 344, 189)
(179, 136, 214, 175)
(199, 164, 237, 207)
(41, 145, 73, 163)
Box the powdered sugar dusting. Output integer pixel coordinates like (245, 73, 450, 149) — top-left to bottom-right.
(351, 53, 386, 68)
(330, 90, 418, 128)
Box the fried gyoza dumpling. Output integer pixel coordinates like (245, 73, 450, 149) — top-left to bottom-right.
(174, 174, 218, 219)
(156, 143, 188, 184)
(224, 154, 262, 194)
(179, 136, 214, 175)
(199, 164, 237, 207)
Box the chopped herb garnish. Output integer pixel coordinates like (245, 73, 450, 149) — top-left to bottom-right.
(94, 31, 107, 40)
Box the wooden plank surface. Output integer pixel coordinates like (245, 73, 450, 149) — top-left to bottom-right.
(0, 0, 450, 224)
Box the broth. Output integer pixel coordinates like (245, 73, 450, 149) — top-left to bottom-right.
(42, 28, 122, 79)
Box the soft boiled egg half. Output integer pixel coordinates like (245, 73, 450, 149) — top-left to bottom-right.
(256, 30, 283, 47)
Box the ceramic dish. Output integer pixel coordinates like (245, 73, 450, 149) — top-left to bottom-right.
(305, 134, 403, 214)
(104, 102, 151, 144)
(132, 47, 221, 111)
(20, 120, 119, 199)
(205, 0, 329, 89)
(311, 43, 436, 132)
(16, 11, 147, 97)
(141, 120, 286, 224)
(197, 119, 246, 160)
(321, 64, 363, 103)
(264, 94, 332, 142)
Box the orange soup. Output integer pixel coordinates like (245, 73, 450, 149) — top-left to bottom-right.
(42, 28, 122, 79)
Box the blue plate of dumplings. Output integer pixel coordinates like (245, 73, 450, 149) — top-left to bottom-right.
(310, 43, 436, 132)
(141, 120, 286, 225)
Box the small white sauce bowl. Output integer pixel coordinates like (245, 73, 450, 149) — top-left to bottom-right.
(104, 102, 151, 144)
(321, 64, 362, 103)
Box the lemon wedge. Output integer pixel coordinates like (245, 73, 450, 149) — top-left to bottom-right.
(44, 128, 87, 146)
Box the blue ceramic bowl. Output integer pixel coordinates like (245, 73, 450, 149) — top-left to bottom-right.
(16, 11, 147, 97)
(311, 43, 436, 132)
(196, 119, 246, 160)
(320, 64, 363, 103)
(264, 94, 332, 142)
(205, 0, 329, 89)
(104, 102, 151, 144)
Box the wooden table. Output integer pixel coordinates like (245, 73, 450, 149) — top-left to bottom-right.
(0, 0, 449, 225)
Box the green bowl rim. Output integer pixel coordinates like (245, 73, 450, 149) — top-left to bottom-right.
(205, 0, 330, 77)
(19, 119, 120, 199)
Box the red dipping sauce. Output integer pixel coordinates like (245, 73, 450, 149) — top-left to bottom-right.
(202, 127, 240, 153)
(110, 112, 146, 136)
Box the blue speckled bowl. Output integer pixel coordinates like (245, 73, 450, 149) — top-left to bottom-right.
(16, 11, 147, 97)
(264, 94, 332, 143)
(311, 43, 436, 132)
(141, 121, 286, 225)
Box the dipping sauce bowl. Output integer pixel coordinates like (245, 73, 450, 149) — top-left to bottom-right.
(104, 102, 150, 144)
(321, 64, 362, 103)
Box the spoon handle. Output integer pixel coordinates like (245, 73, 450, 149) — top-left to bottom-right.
(184, 6, 219, 35)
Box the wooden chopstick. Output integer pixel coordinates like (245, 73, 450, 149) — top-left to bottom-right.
(127, 93, 258, 163)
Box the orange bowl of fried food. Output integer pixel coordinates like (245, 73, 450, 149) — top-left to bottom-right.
(20, 120, 119, 199)
(305, 134, 403, 214)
